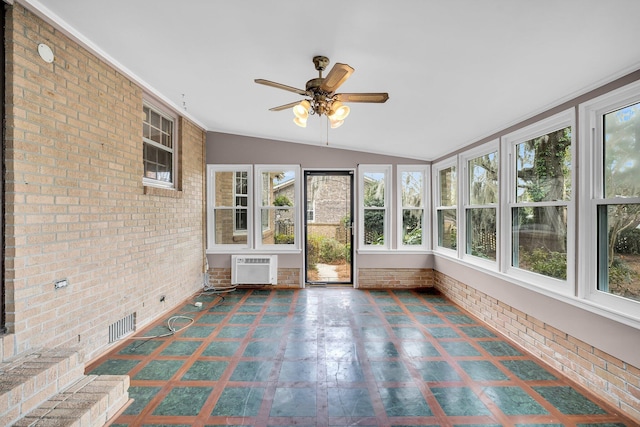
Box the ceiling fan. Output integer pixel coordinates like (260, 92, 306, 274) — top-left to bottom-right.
(255, 56, 389, 128)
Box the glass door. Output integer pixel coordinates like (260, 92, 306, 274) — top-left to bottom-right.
(304, 171, 354, 285)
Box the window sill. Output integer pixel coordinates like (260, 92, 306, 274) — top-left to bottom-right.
(207, 248, 302, 255)
(144, 185, 182, 199)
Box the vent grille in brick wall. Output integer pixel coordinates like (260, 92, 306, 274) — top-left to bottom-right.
(108, 312, 136, 343)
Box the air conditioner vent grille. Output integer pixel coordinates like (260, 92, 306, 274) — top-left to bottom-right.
(238, 258, 271, 264)
(232, 255, 277, 285)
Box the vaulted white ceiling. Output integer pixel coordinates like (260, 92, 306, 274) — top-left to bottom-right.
(23, 0, 640, 160)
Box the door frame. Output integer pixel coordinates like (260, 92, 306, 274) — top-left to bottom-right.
(303, 169, 355, 286)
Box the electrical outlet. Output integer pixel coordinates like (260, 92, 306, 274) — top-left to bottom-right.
(160, 295, 166, 302)
(54, 279, 68, 289)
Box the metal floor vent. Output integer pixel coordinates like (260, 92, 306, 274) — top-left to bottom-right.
(109, 312, 136, 343)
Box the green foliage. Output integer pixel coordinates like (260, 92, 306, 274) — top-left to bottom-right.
(364, 210, 385, 244)
(519, 248, 566, 280)
(274, 195, 292, 206)
(615, 228, 640, 255)
(403, 226, 422, 245)
(274, 234, 294, 244)
(306, 234, 347, 266)
(608, 257, 637, 286)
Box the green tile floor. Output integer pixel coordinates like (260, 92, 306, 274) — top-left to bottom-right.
(86, 288, 635, 426)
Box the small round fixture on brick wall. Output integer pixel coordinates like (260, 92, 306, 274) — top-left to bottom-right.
(38, 43, 54, 63)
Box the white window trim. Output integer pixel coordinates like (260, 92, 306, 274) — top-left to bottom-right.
(142, 99, 178, 190)
(358, 164, 392, 251)
(254, 165, 301, 251)
(206, 164, 253, 251)
(432, 157, 459, 256)
(578, 79, 640, 319)
(397, 165, 430, 250)
(500, 108, 575, 295)
(460, 140, 500, 269)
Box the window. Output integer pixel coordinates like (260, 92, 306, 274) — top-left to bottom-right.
(434, 160, 457, 251)
(463, 142, 498, 262)
(207, 165, 252, 250)
(502, 109, 574, 291)
(580, 80, 640, 317)
(359, 165, 391, 249)
(234, 171, 248, 233)
(143, 102, 176, 187)
(255, 165, 299, 248)
(397, 165, 429, 248)
(307, 200, 315, 222)
(207, 165, 300, 252)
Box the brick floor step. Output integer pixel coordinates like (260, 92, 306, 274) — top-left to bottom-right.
(0, 347, 85, 425)
(12, 374, 130, 427)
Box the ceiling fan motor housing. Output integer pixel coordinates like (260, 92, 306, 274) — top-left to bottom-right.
(312, 55, 329, 72)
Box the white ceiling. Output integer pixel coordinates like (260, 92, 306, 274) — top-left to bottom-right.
(23, 0, 640, 161)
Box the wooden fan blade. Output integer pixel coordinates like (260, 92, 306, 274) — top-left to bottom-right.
(269, 101, 300, 112)
(336, 93, 389, 103)
(320, 63, 354, 93)
(255, 79, 310, 96)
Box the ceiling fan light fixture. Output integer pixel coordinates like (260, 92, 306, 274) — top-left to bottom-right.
(329, 118, 344, 129)
(328, 101, 350, 121)
(293, 116, 307, 128)
(256, 56, 388, 130)
(293, 100, 310, 119)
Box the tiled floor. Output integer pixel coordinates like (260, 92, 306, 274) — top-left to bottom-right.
(88, 288, 635, 427)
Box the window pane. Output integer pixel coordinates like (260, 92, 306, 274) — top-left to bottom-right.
(214, 209, 246, 244)
(364, 172, 385, 207)
(516, 126, 571, 203)
(262, 170, 295, 207)
(260, 208, 295, 245)
(469, 152, 498, 205)
(144, 143, 172, 182)
(213, 171, 233, 206)
(439, 167, 456, 206)
(603, 102, 640, 198)
(402, 208, 423, 245)
(275, 208, 295, 244)
(235, 171, 247, 194)
(235, 208, 247, 231)
(437, 209, 457, 249)
(401, 171, 423, 207)
(597, 204, 640, 302)
(466, 207, 496, 260)
(512, 206, 567, 279)
(364, 208, 385, 244)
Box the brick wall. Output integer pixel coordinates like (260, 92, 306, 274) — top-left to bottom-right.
(434, 270, 640, 421)
(207, 267, 300, 289)
(3, 4, 206, 360)
(357, 268, 434, 289)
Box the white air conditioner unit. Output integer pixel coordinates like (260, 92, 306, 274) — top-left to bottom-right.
(231, 255, 278, 285)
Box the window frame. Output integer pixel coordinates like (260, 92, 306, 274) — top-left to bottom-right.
(397, 165, 430, 250)
(142, 99, 178, 189)
(579, 80, 640, 318)
(254, 165, 301, 251)
(433, 157, 459, 255)
(500, 108, 575, 294)
(207, 164, 253, 251)
(461, 140, 499, 267)
(358, 164, 392, 251)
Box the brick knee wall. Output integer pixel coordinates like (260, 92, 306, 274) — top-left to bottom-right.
(207, 268, 301, 289)
(357, 268, 434, 289)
